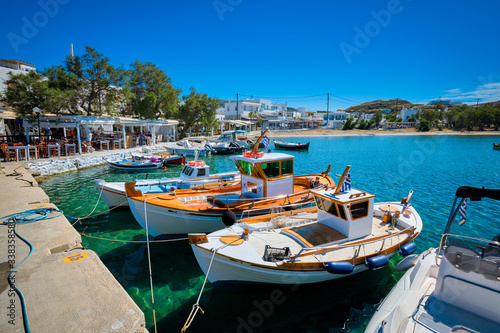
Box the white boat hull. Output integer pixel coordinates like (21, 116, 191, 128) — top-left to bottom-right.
(95, 180, 129, 208)
(192, 243, 373, 288)
(127, 197, 230, 236)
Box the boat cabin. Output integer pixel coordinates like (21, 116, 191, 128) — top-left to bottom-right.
(217, 130, 247, 142)
(179, 161, 210, 180)
(230, 152, 294, 198)
(313, 189, 375, 240)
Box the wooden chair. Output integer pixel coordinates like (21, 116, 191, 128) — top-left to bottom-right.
(28, 145, 39, 160)
(49, 145, 59, 158)
(13, 143, 26, 160)
(66, 144, 76, 156)
(81, 141, 93, 153)
(59, 143, 66, 156)
(1, 144, 17, 162)
(38, 143, 48, 158)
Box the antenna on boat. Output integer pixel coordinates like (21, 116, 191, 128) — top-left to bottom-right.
(334, 165, 351, 194)
(321, 163, 331, 176)
(194, 150, 198, 164)
(252, 129, 269, 154)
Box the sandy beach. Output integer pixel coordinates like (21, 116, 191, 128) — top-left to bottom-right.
(250, 128, 500, 139)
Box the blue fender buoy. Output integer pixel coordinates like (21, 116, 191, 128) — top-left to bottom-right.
(396, 254, 419, 272)
(365, 255, 389, 269)
(399, 243, 417, 257)
(325, 261, 354, 274)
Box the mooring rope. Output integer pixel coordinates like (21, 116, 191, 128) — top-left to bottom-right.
(66, 185, 106, 225)
(79, 232, 188, 243)
(1, 208, 64, 333)
(181, 249, 217, 333)
(143, 197, 158, 333)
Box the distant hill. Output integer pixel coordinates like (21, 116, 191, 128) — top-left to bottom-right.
(345, 99, 412, 112)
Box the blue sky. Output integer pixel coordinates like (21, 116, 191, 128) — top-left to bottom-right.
(2, 0, 500, 110)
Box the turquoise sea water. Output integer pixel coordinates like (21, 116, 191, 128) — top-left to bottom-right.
(39, 135, 500, 333)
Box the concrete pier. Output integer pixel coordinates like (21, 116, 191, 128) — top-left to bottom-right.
(0, 163, 147, 332)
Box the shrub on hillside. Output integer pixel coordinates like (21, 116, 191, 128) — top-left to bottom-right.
(418, 119, 430, 131)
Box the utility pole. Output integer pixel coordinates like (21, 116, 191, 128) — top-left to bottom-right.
(236, 93, 239, 120)
(476, 98, 480, 109)
(326, 93, 330, 128)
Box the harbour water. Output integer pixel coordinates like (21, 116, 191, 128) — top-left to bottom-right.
(39, 135, 500, 332)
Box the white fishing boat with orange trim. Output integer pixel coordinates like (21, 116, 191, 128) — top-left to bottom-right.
(96, 159, 240, 209)
(189, 166, 422, 289)
(125, 130, 335, 237)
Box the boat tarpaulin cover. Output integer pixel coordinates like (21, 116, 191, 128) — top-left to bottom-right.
(455, 186, 500, 201)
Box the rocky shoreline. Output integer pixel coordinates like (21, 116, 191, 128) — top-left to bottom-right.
(24, 145, 168, 176)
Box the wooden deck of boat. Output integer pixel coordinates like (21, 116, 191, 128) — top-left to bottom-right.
(282, 223, 347, 247)
(247, 215, 409, 264)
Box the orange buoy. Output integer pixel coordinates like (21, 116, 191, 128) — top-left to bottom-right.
(188, 160, 205, 167)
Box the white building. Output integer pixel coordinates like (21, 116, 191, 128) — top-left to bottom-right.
(0, 59, 37, 136)
(217, 98, 288, 120)
(400, 106, 420, 121)
(324, 110, 349, 129)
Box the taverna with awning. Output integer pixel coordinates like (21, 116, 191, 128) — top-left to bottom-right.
(21, 115, 179, 154)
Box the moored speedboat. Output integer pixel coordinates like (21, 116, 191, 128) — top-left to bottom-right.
(125, 132, 335, 237)
(96, 160, 240, 209)
(188, 166, 422, 289)
(365, 186, 500, 333)
(165, 140, 206, 157)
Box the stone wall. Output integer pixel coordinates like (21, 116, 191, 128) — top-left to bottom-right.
(25, 146, 168, 176)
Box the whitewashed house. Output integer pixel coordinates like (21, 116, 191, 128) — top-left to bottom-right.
(0, 59, 37, 137)
(400, 106, 420, 121)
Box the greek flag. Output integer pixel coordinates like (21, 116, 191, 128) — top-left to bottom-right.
(459, 198, 467, 225)
(341, 171, 351, 192)
(262, 136, 270, 150)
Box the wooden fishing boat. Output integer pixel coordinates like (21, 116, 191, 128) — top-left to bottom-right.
(189, 166, 422, 289)
(494, 143, 500, 150)
(96, 160, 240, 209)
(106, 158, 163, 170)
(366, 186, 500, 333)
(274, 140, 310, 151)
(132, 153, 185, 165)
(125, 131, 334, 237)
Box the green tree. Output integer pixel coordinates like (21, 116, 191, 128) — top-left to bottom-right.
(0, 71, 69, 118)
(420, 109, 441, 127)
(372, 110, 382, 126)
(494, 106, 500, 130)
(63, 46, 126, 116)
(249, 110, 263, 128)
(479, 104, 497, 130)
(128, 60, 180, 119)
(418, 119, 430, 131)
(178, 88, 219, 138)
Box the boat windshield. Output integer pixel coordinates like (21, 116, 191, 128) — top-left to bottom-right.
(443, 234, 500, 281)
(315, 196, 347, 220)
(234, 160, 253, 176)
(260, 159, 293, 179)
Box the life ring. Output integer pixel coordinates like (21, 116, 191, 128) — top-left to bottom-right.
(243, 151, 264, 158)
(188, 160, 205, 167)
